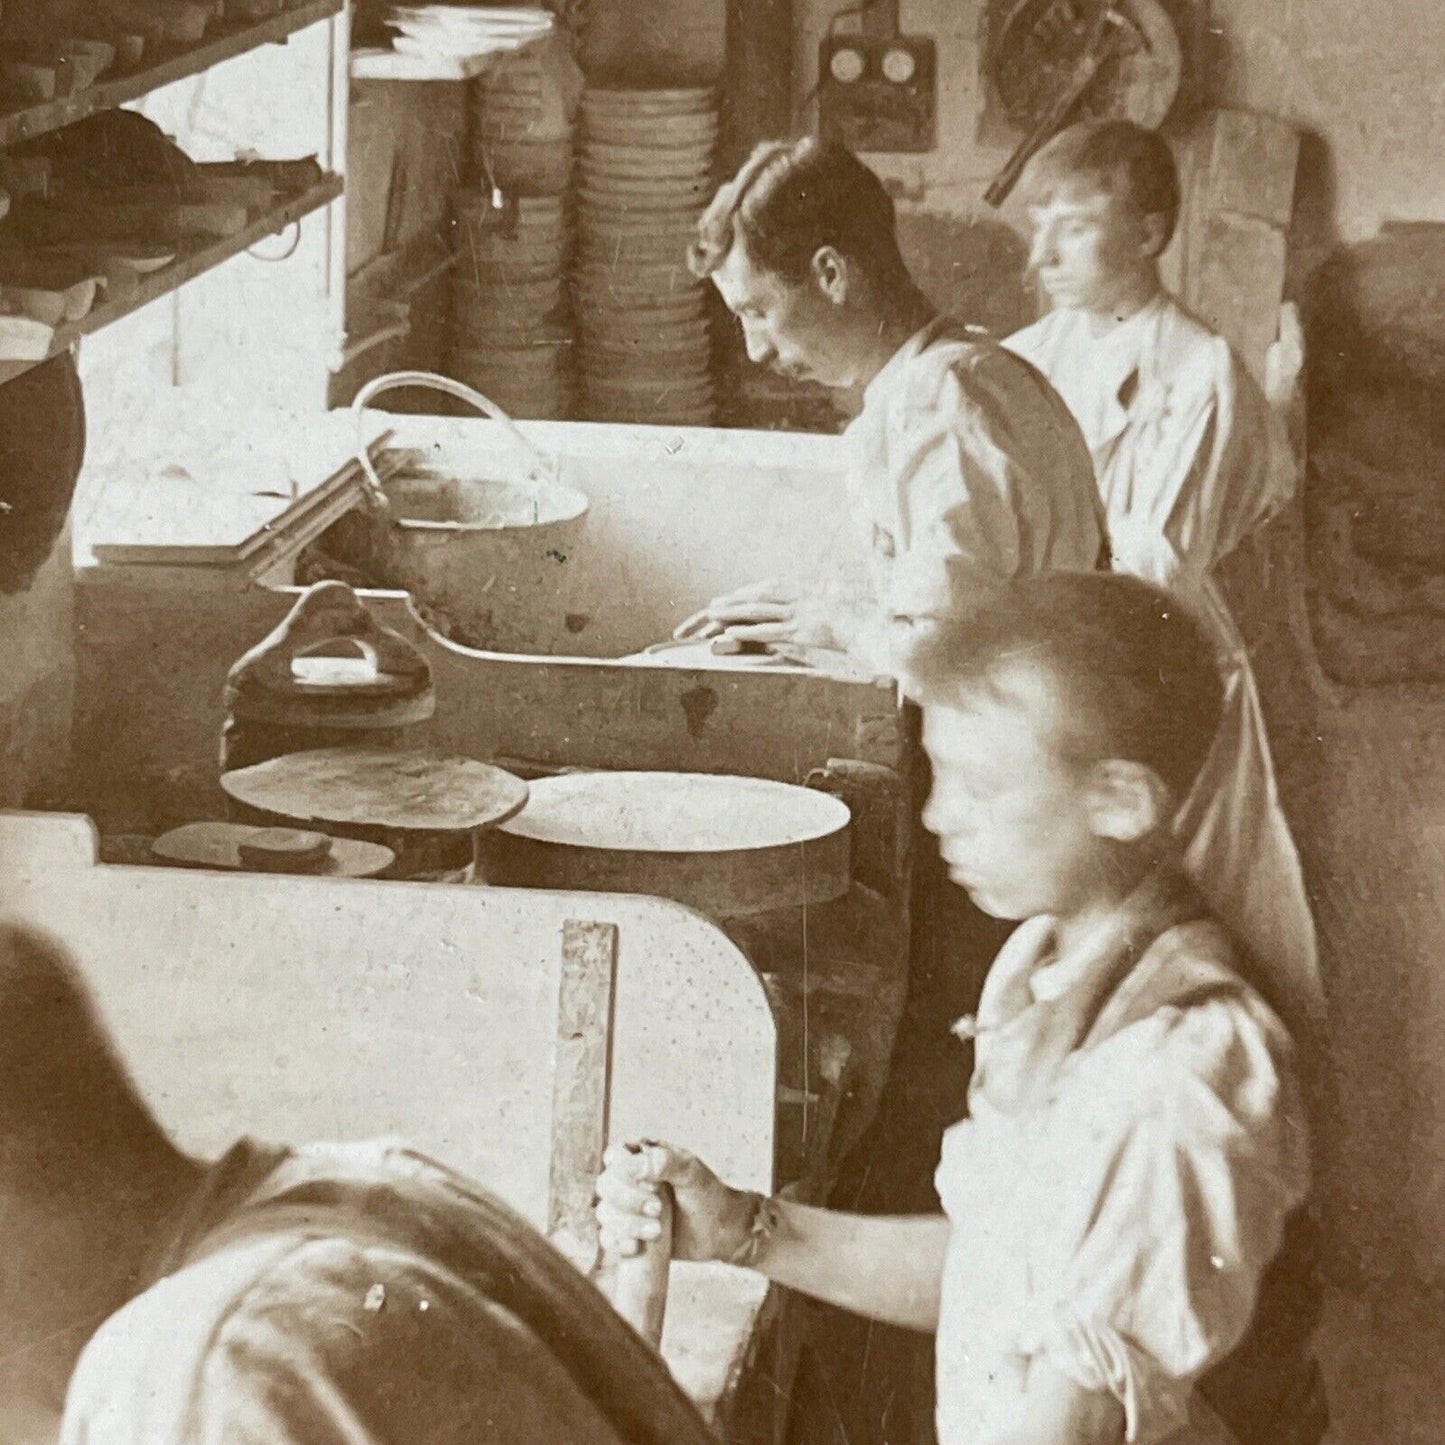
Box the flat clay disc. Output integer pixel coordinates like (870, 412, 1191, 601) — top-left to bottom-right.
(152, 822, 395, 878)
(221, 748, 530, 834)
(498, 771, 850, 853)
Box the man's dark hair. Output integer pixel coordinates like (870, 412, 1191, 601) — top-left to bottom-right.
(1019, 119, 1182, 249)
(689, 136, 909, 286)
(904, 571, 1225, 801)
(0, 920, 170, 1191)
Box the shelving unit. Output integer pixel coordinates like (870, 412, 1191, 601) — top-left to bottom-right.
(0, 172, 343, 384)
(0, 0, 343, 148)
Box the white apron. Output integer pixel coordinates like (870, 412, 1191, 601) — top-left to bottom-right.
(1007, 295, 1325, 1044)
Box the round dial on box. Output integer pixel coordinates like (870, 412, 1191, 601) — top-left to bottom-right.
(881, 47, 917, 84)
(829, 46, 865, 83)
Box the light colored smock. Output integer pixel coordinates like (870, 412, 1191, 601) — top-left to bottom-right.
(60, 1139, 711, 1445)
(1006, 293, 1324, 1041)
(934, 874, 1310, 1445)
(834, 316, 1104, 671)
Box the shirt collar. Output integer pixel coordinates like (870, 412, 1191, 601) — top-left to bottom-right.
(861, 316, 947, 413)
(140, 1137, 290, 1288)
(969, 865, 1203, 1037)
(963, 868, 1207, 1114)
(1029, 867, 1202, 1003)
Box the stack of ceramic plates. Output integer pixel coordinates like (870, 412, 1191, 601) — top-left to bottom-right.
(572, 85, 719, 426)
(386, 4, 554, 58)
(469, 44, 573, 197)
(446, 189, 573, 418)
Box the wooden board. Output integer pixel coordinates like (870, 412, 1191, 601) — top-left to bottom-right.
(151, 821, 395, 877)
(0, 174, 342, 386)
(503, 772, 851, 853)
(1170, 108, 1301, 388)
(0, 813, 776, 1420)
(1193, 211, 1288, 385)
(71, 581, 907, 838)
(0, 0, 343, 150)
(488, 771, 853, 917)
(86, 425, 395, 568)
(1199, 110, 1300, 229)
(0, 809, 98, 869)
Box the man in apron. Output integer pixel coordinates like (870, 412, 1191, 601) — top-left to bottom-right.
(1003, 119, 1326, 1057)
(673, 136, 1105, 674)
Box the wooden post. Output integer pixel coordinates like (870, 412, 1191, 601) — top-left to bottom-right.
(548, 916, 675, 1347)
(548, 918, 619, 1270)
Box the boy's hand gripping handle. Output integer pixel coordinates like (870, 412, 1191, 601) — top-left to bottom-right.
(601, 1171, 674, 1348)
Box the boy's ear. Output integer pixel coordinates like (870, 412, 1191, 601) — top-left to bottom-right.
(1138, 211, 1171, 261)
(1084, 759, 1172, 843)
(811, 245, 849, 305)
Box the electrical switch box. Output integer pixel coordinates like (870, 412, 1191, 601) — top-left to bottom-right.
(817, 34, 937, 154)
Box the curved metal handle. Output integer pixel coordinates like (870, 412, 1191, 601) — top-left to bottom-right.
(602, 1188, 673, 1348)
(350, 370, 560, 511)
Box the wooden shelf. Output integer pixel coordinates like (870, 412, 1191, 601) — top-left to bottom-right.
(0, 172, 342, 384)
(0, 0, 343, 149)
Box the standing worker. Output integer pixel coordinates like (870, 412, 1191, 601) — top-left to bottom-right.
(674, 136, 1105, 672)
(1004, 119, 1325, 1049)
(601, 572, 1326, 1445)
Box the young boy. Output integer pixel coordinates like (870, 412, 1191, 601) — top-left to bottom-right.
(598, 572, 1320, 1445)
(1003, 118, 1324, 1052)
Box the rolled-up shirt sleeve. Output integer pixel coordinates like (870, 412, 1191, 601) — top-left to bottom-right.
(1014, 999, 1311, 1445)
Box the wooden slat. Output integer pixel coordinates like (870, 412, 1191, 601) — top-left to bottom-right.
(0, 0, 342, 149)
(548, 919, 619, 1266)
(1193, 211, 1288, 385)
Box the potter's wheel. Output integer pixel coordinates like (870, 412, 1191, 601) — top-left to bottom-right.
(482, 770, 853, 916)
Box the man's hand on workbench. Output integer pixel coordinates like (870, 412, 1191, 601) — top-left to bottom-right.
(673, 579, 842, 650)
(595, 1141, 758, 1263)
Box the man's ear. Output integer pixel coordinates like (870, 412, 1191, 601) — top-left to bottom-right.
(1084, 759, 1172, 843)
(1138, 211, 1171, 261)
(811, 246, 849, 305)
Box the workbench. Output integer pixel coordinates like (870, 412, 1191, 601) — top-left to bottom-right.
(59, 416, 928, 1436)
(0, 810, 781, 1433)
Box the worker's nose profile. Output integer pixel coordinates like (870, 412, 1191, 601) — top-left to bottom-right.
(1027, 216, 1059, 272)
(740, 318, 776, 366)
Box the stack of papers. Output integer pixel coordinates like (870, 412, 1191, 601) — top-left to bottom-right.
(76, 395, 395, 576)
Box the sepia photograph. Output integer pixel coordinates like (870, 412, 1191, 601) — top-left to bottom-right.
(0, 0, 1437, 1441)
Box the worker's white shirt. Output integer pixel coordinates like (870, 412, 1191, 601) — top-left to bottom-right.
(836, 317, 1103, 671)
(1006, 295, 1324, 1042)
(1004, 293, 1291, 587)
(934, 876, 1311, 1445)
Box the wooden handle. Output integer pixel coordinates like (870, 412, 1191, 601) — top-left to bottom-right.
(603, 1187, 673, 1348)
